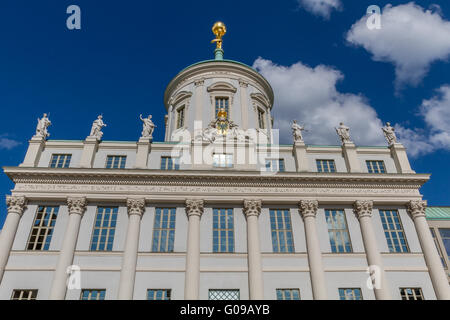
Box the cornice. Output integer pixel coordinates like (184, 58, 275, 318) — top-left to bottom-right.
(3, 167, 429, 189)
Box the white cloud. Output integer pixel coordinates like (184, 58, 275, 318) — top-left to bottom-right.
(346, 2, 450, 90)
(0, 135, 21, 150)
(252, 57, 386, 146)
(297, 0, 342, 19)
(395, 85, 450, 157)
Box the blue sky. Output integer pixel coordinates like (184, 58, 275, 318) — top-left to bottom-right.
(1, 0, 450, 228)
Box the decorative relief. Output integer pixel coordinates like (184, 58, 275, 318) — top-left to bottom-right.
(243, 199, 262, 218)
(185, 199, 204, 217)
(407, 200, 427, 219)
(298, 200, 318, 219)
(353, 200, 374, 220)
(67, 197, 87, 216)
(127, 198, 146, 216)
(6, 196, 27, 215)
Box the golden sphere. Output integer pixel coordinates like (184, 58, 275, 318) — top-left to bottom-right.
(212, 21, 226, 37)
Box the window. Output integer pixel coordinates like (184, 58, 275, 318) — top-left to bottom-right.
(152, 208, 176, 252)
(90, 207, 118, 251)
(11, 290, 38, 300)
(160, 157, 180, 170)
(27, 206, 59, 250)
(105, 155, 126, 169)
(213, 154, 233, 168)
(366, 160, 386, 174)
(257, 108, 265, 129)
(49, 154, 72, 168)
(439, 229, 450, 260)
(325, 209, 352, 253)
(379, 210, 409, 253)
(270, 209, 294, 253)
(176, 106, 185, 129)
(276, 289, 300, 300)
(209, 289, 240, 300)
(431, 228, 447, 268)
(265, 159, 285, 172)
(215, 97, 229, 118)
(400, 288, 424, 300)
(81, 289, 106, 300)
(316, 159, 336, 173)
(213, 209, 234, 253)
(147, 289, 171, 300)
(339, 288, 363, 300)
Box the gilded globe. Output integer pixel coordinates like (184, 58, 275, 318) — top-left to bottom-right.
(212, 21, 226, 38)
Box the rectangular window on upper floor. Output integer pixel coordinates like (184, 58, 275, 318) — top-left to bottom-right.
(316, 159, 336, 173)
(160, 157, 180, 170)
(90, 207, 118, 251)
(27, 206, 59, 251)
(439, 228, 450, 260)
(400, 288, 424, 300)
(213, 154, 233, 168)
(269, 209, 294, 253)
(147, 289, 171, 300)
(430, 228, 447, 268)
(366, 160, 386, 173)
(325, 209, 352, 253)
(265, 159, 285, 172)
(152, 208, 176, 253)
(213, 208, 234, 253)
(276, 289, 300, 300)
(215, 97, 229, 118)
(379, 210, 409, 253)
(81, 289, 106, 300)
(176, 106, 185, 129)
(257, 108, 265, 129)
(105, 155, 126, 169)
(49, 154, 72, 168)
(11, 289, 38, 300)
(339, 288, 363, 300)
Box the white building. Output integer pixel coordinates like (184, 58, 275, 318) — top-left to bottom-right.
(0, 23, 449, 300)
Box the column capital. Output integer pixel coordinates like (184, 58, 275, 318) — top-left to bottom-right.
(185, 199, 204, 217)
(67, 197, 87, 216)
(353, 200, 374, 220)
(239, 79, 249, 88)
(407, 200, 427, 219)
(126, 198, 146, 217)
(6, 196, 27, 216)
(298, 200, 318, 219)
(243, 199, 262, 218)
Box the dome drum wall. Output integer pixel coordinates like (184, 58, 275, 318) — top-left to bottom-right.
(164, 61, 275, 144)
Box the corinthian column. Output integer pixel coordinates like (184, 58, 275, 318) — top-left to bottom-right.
(0, 196, 27, 284)
(243, 200, 264, 300)
(298, 200, 327, 300)
(118, 198, 145, 300)
(353, 200, 391, 300)
(49, 197, 87, 300)
(184, 199, 204, 300)
(407, 200, 450, 300)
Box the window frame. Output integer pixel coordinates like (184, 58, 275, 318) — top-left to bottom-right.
(276, 288, 301, 300)
(11, 289, 38, 300)
(147, 289, 172, 300)
(265, 159, 285, 172)
(257, 107, 266, 129)
(269, 209, 295, 253)
(80, 289, 106, 300)
(338, 288, 363, 300)
(212, 208, 235, 253)
(379, 209, 410, 253)
(105, 155, 127, 169)
(400, 288, 424, 300)
(176, 105, 185, 129)
(90, 206, 118, 252)
(325, 209, 353, 253)
(26, 206, 59, 251)
(366, 160, 386, 174)
(208, 289, 240, 300)
(49, 154, 72, 168)
(160, 156, 180, 170)
(151, 208, 177, 253)
(316, 159, 336, 173)
(213, 154, 234, 168)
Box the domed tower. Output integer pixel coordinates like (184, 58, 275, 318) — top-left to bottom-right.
(163, 22, 275, 143)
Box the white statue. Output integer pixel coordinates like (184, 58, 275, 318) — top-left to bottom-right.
(336, 122, 351, 143)
(202, 121, 218, 143)
(140, 114, 156, 139)
(291, 120, 305, 143)
(35, 113, 51, 139)
(382, 122, 397, 145)
(89, 115, 107, 140)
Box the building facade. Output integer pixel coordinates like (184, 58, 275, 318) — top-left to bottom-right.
(0, 24, 449, 300)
